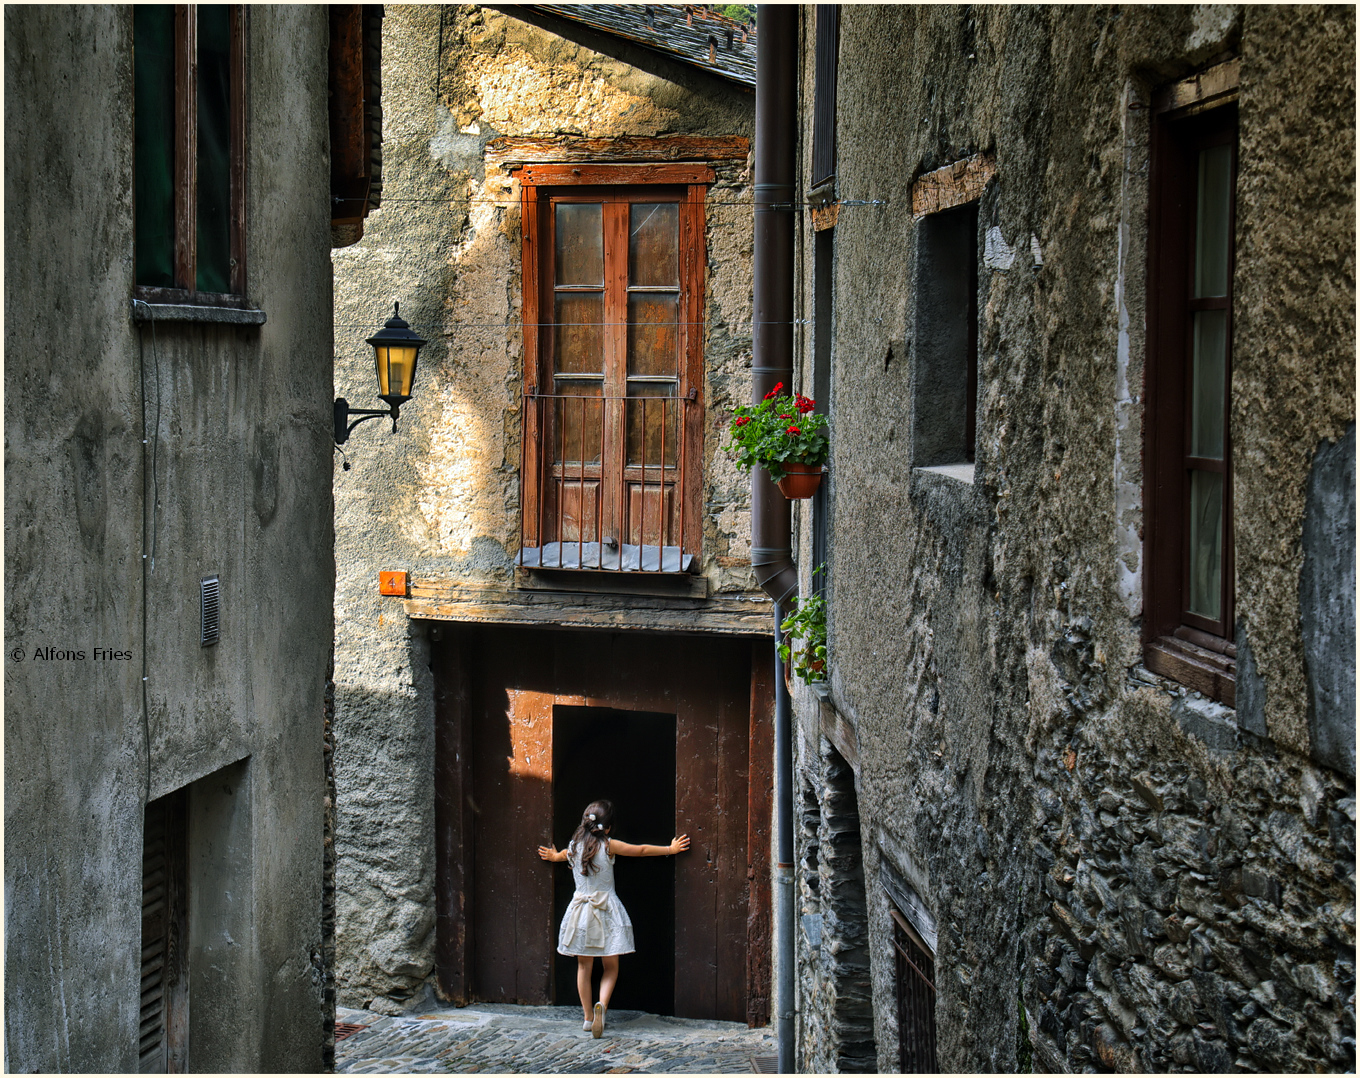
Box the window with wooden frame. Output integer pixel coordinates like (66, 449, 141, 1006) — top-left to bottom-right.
(1144, 65, 1239, 705)
(517, 164, 709, 573)
(134, 5, 247, 303)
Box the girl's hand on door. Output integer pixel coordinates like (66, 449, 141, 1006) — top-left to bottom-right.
(669, 835, 690, 855)
(538, 844, 567, 862)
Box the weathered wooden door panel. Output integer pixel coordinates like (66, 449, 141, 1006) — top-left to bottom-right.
(469, 643, 554, 1004)
(452, 626, 763, 1022)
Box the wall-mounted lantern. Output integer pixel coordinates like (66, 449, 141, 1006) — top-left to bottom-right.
(334, 302, 428, 445)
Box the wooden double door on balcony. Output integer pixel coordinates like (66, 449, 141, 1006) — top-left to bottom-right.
(521, 181, 706, 561)
(431, 625, 772, 1024)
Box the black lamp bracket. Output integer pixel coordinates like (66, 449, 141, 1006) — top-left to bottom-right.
(334, 397, 402, 445)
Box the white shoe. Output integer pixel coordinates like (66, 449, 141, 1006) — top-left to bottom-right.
(583, 1020, 593, 1031)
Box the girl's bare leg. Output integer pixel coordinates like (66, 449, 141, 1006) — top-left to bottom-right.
(599, 955, 620, 1015)
(577, 957, 595, 1022)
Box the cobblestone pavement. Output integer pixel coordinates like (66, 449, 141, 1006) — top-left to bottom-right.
(335, 1003, 777, 1074)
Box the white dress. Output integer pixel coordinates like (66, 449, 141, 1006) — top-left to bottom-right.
(557, 839, 636, 957)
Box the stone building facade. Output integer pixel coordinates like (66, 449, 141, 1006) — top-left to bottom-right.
(784, 5, 1355, 1072)
(4, 5, 362, 1071)
(329, 5, 773, 1022)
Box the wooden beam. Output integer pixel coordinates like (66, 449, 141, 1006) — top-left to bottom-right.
(910, 153, 996, 218)
(818, 690, 859, 774)
(512, 161, 717, 186)
(403, 581, 773, 636)
(489, 134, 750, 168)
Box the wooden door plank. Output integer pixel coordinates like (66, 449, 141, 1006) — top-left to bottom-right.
(434, 628, 474, 1003)
(508, 684, 554, 1003)
(746, 638, 774, 1026)
(673, 647, 719, 1018)
(714, 645, 751, 1022)
(471, 637, 521, 1002)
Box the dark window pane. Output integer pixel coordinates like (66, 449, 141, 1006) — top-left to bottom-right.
(627, 293, 678, 377)
(553, 293, 604, 375)
(1194, 143, 1233, 299)
(1188, 469, 1224, 621)
(1190, 309, 1227, 460)
(134, 6, 175, 287)
(196, 6, 233, 293)
(554, 204, 603, 287)
(628, 204, 678, 287)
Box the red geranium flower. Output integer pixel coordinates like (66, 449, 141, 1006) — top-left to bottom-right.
(763, 381, 785, 400)
(795, 394, 816, 414)
(734, 416, 751, 427)
(786, 425, 801, 435)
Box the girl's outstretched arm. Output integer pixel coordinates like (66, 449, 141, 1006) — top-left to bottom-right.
(608, 834, 690, 857)
(537, 844, 569, 862)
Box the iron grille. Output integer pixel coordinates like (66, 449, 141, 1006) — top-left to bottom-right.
(518, 393, 696, 573)
(891, 907, 938, 1073)
(200, 575, 220, 647)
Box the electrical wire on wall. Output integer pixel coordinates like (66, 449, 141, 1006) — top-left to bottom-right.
(339, 195, 887, 209)
(134, 299, 165, 806)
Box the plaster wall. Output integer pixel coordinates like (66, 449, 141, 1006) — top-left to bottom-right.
(788, 5, 1354, 1072)
(4, 7, 335, 1071)
(330, 5, 755, 1010)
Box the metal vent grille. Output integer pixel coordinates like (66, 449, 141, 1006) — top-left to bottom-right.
(200, 575, 220, 647)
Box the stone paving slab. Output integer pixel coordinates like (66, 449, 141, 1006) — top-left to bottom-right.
(335, 1003, 776, 1074)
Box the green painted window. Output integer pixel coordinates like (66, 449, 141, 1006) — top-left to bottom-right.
(134, 6, 244, 296)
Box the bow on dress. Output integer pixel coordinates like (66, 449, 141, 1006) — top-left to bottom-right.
(562, 891, 612, 950)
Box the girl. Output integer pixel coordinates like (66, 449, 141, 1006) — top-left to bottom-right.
(538, 799, 689, 1037)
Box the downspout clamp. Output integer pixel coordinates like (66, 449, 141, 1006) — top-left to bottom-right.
(754, 7, 798, 1073)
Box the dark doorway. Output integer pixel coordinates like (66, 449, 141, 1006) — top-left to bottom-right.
(551, 705, 676, 1016)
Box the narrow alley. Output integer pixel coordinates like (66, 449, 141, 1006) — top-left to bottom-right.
(335, 1003, 776, 1074)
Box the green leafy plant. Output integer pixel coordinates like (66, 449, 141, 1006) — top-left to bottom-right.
(779, 568, 827, 683)
(722, 383, 829, 482)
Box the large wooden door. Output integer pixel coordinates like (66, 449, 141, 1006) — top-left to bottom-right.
(439, 627, 768, 1022)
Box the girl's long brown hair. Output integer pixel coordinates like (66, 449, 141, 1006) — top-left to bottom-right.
(569, 800, 614, 876)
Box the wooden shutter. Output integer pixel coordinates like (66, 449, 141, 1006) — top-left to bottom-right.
(811, 6, 840, 189)
(140, 789, 189, 1073)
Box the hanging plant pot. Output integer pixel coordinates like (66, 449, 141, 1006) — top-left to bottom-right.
(775, 462, 825, 499)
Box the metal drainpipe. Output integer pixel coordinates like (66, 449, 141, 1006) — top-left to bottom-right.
(753, 6, 797, 1073)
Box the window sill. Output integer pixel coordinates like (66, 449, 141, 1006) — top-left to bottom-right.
(1145, 632, 1236, 707)
(914, 462, 975, 485)
(130, 298, 266, 326)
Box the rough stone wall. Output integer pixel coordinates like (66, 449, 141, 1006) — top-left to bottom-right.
(786, 5, 1355, 1073)
(4, 7, 335, 1071)
(330, 5, 754, 1011)
(796, 744, 877, 1072)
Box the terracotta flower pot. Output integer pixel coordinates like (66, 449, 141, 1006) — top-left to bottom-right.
(775, 462, 824, 499)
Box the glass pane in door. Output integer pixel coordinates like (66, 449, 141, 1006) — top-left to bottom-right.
(1190, 309, 1227, 460)
(555, 204, 604, 286)
(1195, 144, 1233, 299)
(628, 204, 679, 286)
(626, 383, 679, 468)
(1188, 469, 1224, 621)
